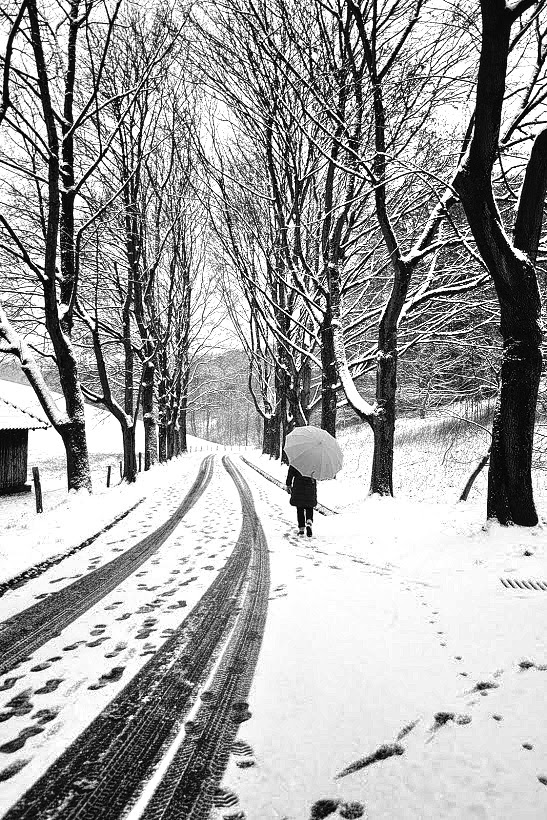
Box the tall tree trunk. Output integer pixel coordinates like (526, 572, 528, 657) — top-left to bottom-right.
(179, 372, 189, 453)
(158, 425, 167, 463)
(487, 334, 541, 524)
(271, 411, 281, 459)
(321, 305, 337, 436)
(142, 362, 157, 471)
(59, 419, 91, 492)
(262, 415, 272, 455)
(122, 423, 137, 483)
(370, 348, 397, 496)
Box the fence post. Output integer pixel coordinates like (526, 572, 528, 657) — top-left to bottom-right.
(32, 467, 43, 514)
(138, 452, 142, 472)
(107, 465, 112, 488)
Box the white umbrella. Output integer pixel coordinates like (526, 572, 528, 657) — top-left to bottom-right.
(284, 425, 343, 480)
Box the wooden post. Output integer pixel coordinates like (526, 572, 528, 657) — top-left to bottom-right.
(107, 465, 112, 488)
(138, 452, 142, 472)
(32, 467, 43, 514)
(119, 461, 123, 479)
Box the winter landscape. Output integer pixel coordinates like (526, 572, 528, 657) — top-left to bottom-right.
(2, 0, 547, 818)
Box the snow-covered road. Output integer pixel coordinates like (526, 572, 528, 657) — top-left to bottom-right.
(0, 456, 247, 815)
(1, 454, 547, 820)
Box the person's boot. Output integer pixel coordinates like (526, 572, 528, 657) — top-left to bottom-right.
(298, 526, 305, 536)
(306, 520, 313, 537)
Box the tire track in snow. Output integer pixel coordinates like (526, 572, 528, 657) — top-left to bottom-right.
(139, 454, 270, 820)
(0, 456, 214, 678)
(1, 456, 270, 820)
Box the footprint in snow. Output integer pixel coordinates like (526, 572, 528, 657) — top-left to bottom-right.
(63, 641, 86, 652)
(336, 743, 404, 778)
(0, 725, 44, 753)
(0, 677, 19, 692)
(115, 613, 131, 621)
(87, 637, 109, 648)
(35, 679, 63, 695)
(339, 803, 365, 819)
(429, 712, 472, 735)
(4, 691, 33, 711)
(105, 642, 127, 658)
(33, 708, 58, 725)
(309, 799, 340, 818)
(88, 666, 125, 690)
(0, 758, 29, 781)
(0, 700, 33, 722)
(30, 662, 52, 672)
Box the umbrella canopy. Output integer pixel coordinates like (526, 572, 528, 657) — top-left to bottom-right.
(284, 425, 343, 480)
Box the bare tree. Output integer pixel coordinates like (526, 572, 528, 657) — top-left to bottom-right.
(0, 0, 127, 490)
(453, 0, 547, 525)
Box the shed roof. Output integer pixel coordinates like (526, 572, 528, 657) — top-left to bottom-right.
(0, 397, 49, 431)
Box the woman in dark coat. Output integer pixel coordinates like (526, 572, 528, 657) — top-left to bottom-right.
(286, 464, 317, 536)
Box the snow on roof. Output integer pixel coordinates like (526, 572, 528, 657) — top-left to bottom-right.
(0, 396, 49, 431)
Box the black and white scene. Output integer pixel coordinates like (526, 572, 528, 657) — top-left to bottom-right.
(1, 0, 547, 817)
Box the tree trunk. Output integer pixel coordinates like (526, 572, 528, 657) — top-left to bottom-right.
(451, 2, 545, 525)
(166, 425, 175, 460)
(59, 419, 91, 492)
(158, 425, 167, 463)
(271, 411, 281, 459)
(122, 423, 137, 483)
(142, 362, 157, 471)
(488, 337, 541, 524)
(369, 348, 397, 496)
(321, 306, 337, 436)
(179, 374, 188, 453)
(262, 415, 273, 455)
(173, 426, 181, 457)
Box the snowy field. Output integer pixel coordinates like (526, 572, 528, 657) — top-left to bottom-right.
(1, 379, 547, 819)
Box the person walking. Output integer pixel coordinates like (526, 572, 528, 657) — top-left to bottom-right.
(286, 464, 317, 536)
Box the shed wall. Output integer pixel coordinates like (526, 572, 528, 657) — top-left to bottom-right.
(0, 429, 28, 490)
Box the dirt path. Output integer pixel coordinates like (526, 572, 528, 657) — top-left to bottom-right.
(2, 456, 270, 820)
(0, 456, 214, 678)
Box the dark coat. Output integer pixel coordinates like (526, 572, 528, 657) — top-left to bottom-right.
(286, 465, 317, 508)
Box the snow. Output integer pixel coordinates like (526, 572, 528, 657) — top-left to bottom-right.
(221, 450, 547, 819)
(0, 379, 208, 581)
(1, 389, 547, 819)
(0, 457, 243, 809)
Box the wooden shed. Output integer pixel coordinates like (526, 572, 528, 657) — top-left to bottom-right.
(0, 397, 49, 495)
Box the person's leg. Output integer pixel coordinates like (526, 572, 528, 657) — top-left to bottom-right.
(305, 507, 313, 536)
(297, 507, 305, 533)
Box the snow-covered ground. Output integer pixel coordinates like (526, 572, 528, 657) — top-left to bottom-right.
(0, 379, 225, 581)
(1, 380, 547, 819)
(229, 455, 547, 819)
